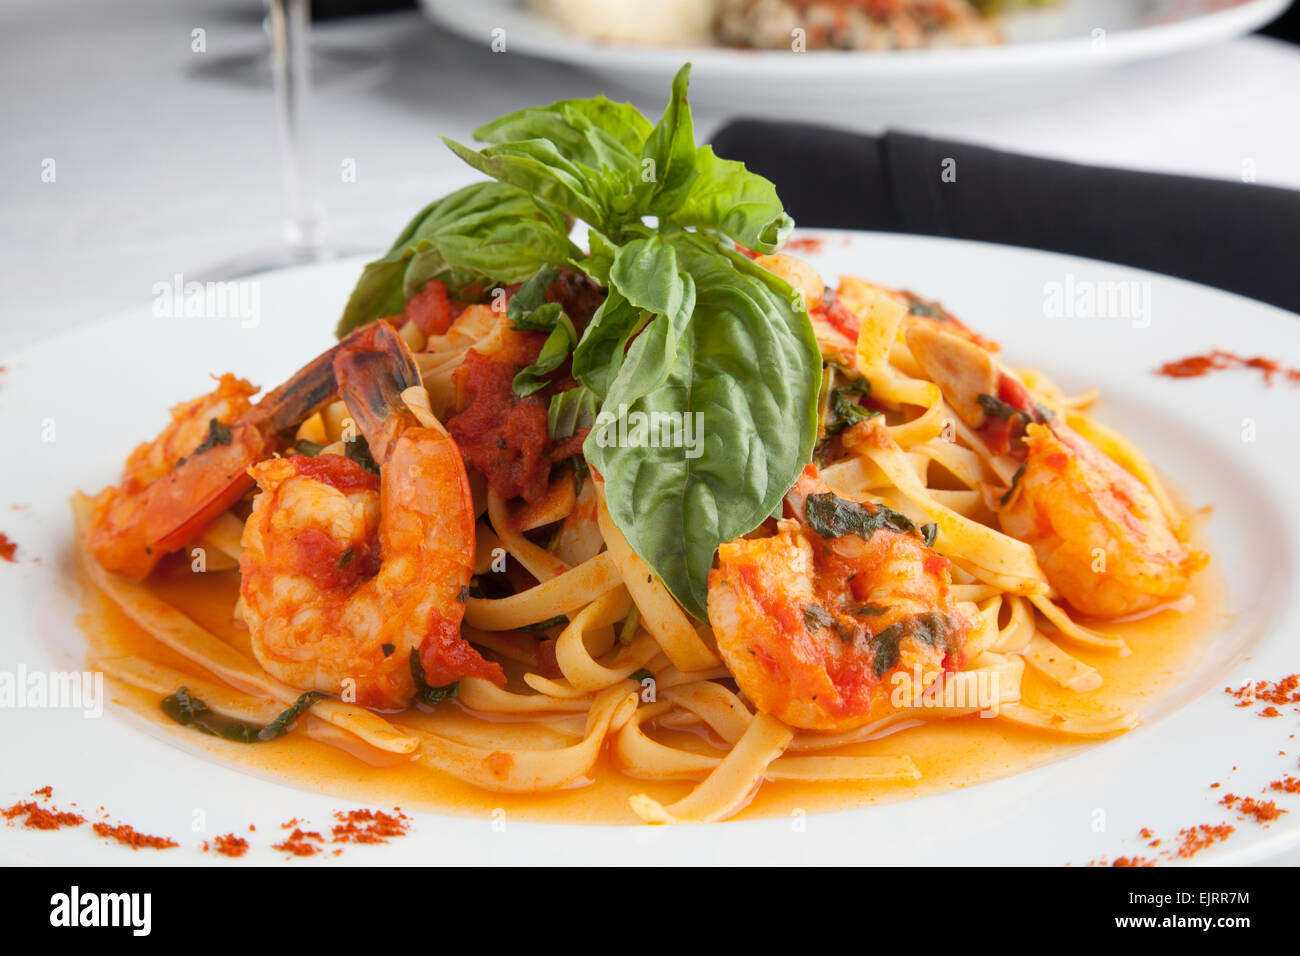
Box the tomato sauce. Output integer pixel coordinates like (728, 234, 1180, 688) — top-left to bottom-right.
(444, 272, 599, 503)
(401, 280, 463, 337)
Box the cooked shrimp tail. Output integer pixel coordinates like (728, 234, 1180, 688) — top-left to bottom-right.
(86, 330, 372, 579)
(331, 321, 424, 462)
(240, 319, 496, 708)
(905, 320, 1204, 618)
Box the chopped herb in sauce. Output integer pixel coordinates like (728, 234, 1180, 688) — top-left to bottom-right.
(868, 612, 956, 677)
(292, 439, 325, 457)
(903, 292, 955, 322)
(976, 393, 1031, 424)
(344, 435, 380, 474)
(520, 614, 569, 632)
(176, 418, 232, 467)
(628, 668, 654, 683)
(804, 491, 925, 544)
(409, 649, 458, 705)
(161, 686, 327, 743)
(802, 604, 834, 633)
(1001, 463, 1028, 505)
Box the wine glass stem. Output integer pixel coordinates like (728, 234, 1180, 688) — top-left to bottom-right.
(269, 0, 322, 257)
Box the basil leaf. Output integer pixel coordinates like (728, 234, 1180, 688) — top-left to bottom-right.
(590, 236, 697, 409)
(609, 235, 694, 327)
(666, 147, 793, 254)
(548, 386, 598, 440)
(442, 136, 609, 228)
(578, 228, 618, 286)
(336, 182, 578, 336)
(474, 96, 651, 172)
(804, 491, 923, 542)
(513, 311, 578, 397)
(508, 264, 561, 322)
(639, 64, 699, 216)
(570, 288, 649, 401)
(586, 233, 821, 619)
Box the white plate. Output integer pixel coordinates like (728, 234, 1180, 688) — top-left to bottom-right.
(2, 231, 1298, 865)
(420, 0, 1290, 121)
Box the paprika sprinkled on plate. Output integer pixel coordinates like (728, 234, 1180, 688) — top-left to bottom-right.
(1157, 350, 1300, 385)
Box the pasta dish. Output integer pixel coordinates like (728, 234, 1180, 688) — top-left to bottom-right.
(76, 67, 1210, 825)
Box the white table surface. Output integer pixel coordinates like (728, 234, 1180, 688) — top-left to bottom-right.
(1, 0, 1297, 865)
(3, 0, 1300, 354)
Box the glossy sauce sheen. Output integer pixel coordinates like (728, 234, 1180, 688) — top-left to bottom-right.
(79, 527, 1225, 826)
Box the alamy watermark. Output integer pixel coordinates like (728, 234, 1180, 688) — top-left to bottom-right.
(592, 405, 704, 459)
(152, 273, 261, 328)
(1043, 273, 1151, 328)
(890, 664, 1001, 717)
(0, 665, 103, 717)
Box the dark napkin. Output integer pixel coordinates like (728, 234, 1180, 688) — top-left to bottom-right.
(711, 120, 1300, 316)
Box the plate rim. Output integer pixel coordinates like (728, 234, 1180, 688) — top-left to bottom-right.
(3, 227, 1299, 865)
(419, 0, 1292, 79)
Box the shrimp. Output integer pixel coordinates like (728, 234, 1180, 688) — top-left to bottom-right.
(905, 321, 1204, 619)
(239, 321, 502, 709)
(708, 466, 970, 732)
(85, 333, 360, 580)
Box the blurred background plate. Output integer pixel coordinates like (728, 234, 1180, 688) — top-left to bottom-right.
(421, 0, 1291, 121)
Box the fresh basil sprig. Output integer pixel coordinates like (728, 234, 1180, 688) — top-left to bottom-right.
(444, 65, 791, 254)
(506, 264, 580, 397)
(336, 182, 581, 336)
(340, 64, 819, 620)
(585, 233, 820, 618)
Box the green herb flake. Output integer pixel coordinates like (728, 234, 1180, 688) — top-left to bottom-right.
(161, 686, 328, 744)
(176, 418, 233, 467)
(344, 435, 380, 475)
(520, 614, 569, 632)
(1001, 463, 1028, 506)
(409, 649, 459, 705)
(804, 491, 924, 543)
(867, 612, 957, 678)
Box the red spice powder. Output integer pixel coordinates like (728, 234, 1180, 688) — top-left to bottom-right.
(1112, 856, 1156, 867)
(1260, 706, 1282, 718)
(1175, 824, 1234, 859)
(0, 533, 16, 563)
(1157, 350, 1300, 385)
(211, 833, 249, 858)
(1270, 776, 1300, 794)
(92, 822, 178, 850)
(1220, 793, 1286, 824)
(2, 800, 85, 831)
(331, 808, 410, 845)
(272, 827, 323, 856)
(32, 786, 52, 799)
(1226, 675, 1300, 707)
